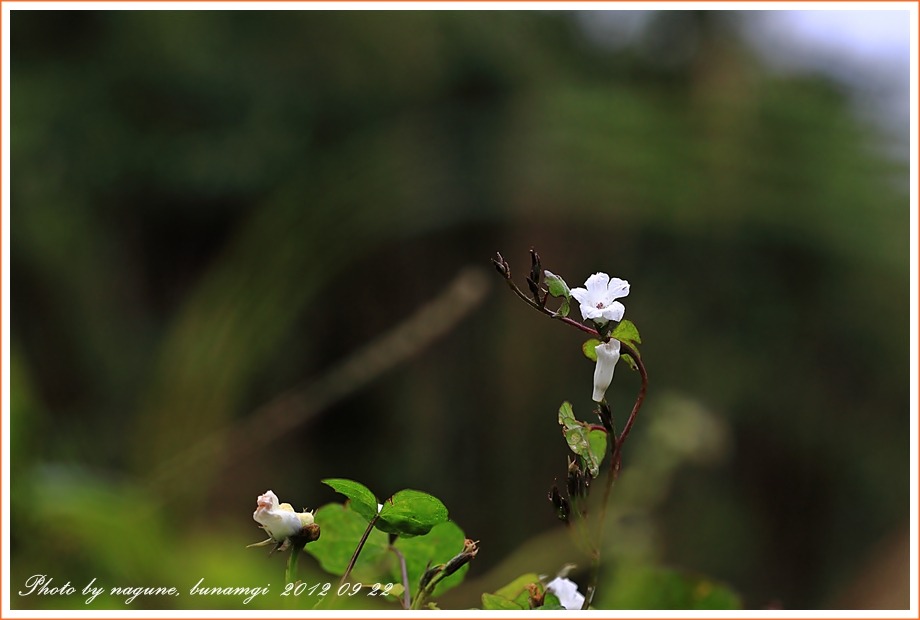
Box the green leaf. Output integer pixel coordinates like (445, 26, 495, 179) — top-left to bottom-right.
(565, 428, 601, 476)
(544, 271, 570, 298)
(558, 402, 603, 476)
(557, 401, 578, 429)
(482, 592, 525, 610)
(555, 297, 570, 318)
(621, 353, 638, 371)
(494, 573, 541, 600)
(582, 338, 601, 362)
(393, 521, 468, 598)
(588, 427, 608, 464)
(488, 573, 543, 609)
(612, 319, 641, 353)
(304, 503, 390, 581)
(322, 478, 380, 522)
(538, 591, 565, 610)
(377, 489, 448, 537)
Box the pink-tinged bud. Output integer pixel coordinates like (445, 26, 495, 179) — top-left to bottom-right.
(252, 490, 314, 542)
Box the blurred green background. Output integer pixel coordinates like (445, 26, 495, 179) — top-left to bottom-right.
(10, 9, 910, 610)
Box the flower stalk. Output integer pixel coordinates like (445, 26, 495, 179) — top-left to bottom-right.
(493, 250, 649, 610)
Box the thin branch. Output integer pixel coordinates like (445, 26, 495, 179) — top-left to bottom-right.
(497, 269, 601, 338)
(285, 544, 302, 585)
(614, 342, 648, 453)
(341, 515, 379, 585)
(389, 545, 412, 609)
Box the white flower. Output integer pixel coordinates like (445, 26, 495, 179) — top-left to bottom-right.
(253, 490, 314, 542)
(545, 576, 586, 610)
(570, 272, 629, 326)
(592, 340, 621, 402)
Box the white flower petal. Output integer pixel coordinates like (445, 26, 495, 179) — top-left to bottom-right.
(605, 277, 630, 300)
(583, 272, 610, 294)
(592, 340, 621, 402)
(253, 490, 311, 541)
(569, 286, 590, 305)
(546, 577, 586, 610)
(600, 300, 625, 323)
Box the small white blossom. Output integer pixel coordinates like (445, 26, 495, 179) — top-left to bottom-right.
(592, 340, 621, 403)
(545, 576, 586, 610)
(570, 272, 629, 326)
(253, 490, 314, 542)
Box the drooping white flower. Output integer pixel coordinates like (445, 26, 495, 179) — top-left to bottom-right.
(592, 340, 621, 403)
(253, 490, 314, 542)
(570, 272, 629, 326)
(545, 576, 586, 610)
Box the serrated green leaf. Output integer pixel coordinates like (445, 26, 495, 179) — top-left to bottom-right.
(482, 592, 525, 610)
(377, 489, 448, 537)
(304, 503, 390, 581)
(544, 271, 570, 298)
(582, 338, 601, 362)
(322, 478, 380, 522)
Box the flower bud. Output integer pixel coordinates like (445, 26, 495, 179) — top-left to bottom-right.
(592, 340, 621, 402)
(253, 490, 314, 542)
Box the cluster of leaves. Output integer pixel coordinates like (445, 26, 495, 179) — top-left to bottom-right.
(304, 479, 475, 609)
(480, 573, 567, 611)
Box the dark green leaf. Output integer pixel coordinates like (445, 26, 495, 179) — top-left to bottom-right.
(377, 489, 448, 537)
(322, 478, 380, 522)
(304, 503, 389, 581)
(393, 521, 468, 598)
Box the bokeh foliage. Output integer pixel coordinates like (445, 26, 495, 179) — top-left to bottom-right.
(11, 10, 908, 609)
